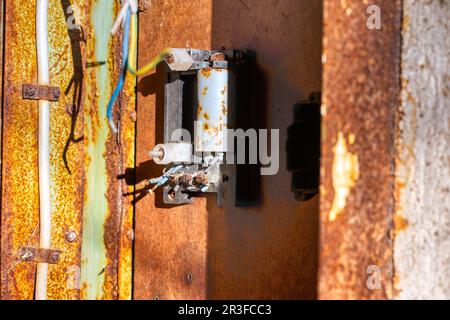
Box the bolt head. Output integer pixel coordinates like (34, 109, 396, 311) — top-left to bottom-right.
(25, 88, 35, 96)
(53, 88, 61, 99)
(65, 231, 77, 242)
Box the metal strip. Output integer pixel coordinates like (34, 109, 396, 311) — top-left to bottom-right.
(20, 248, 61, 264)
(22, 84, 61, 102)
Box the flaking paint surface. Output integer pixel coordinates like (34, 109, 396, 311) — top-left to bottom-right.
(394, 0, 450, 299)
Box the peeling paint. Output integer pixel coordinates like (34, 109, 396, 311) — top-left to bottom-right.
(328, 133, 359, 222)
(393, 0, 450, 299)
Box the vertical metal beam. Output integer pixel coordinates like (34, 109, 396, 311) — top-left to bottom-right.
(80, 0, 135, 300)
(0, 0, 3, 204)
(319, 0, 401, 299)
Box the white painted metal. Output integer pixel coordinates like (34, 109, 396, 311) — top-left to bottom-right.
(195, 68, 228, 153)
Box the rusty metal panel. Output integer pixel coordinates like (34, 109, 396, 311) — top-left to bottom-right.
(319, 0, 401, 299)
(1, 0, 85, 300)
(0, 0, 3, 215)
(134, 0, 323, 300)
(208, 0, 322, 299)
(1, 0, 134, 300)
(134, 0, 212, 300)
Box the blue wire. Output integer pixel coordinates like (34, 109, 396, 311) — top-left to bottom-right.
(107, 8, 131, 133)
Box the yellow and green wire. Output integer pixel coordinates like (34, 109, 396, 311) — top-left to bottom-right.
(107, 11, 171, 132)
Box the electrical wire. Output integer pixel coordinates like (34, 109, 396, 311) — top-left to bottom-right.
(108, 0, 169, 132)
(127, 13, 170, 76)
(35, 0, 51, 301)
(110, 0, 138, 35)
(106, 7, 131, 133)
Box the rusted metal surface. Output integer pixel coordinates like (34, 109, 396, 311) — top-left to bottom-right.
(208, 0, 322, 299)
(134, 0, 322, 299)
(134, 0, 212, 300)
(319, 0, 401, 299)
(2, 0, 45, 300)
(80, 0, 135, 300)
(0, 0, 3, 220)
(22, 84, 61, 102)
(1, 0, 87, 300)
(1, 0, 134, 300)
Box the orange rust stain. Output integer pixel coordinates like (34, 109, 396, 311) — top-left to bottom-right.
(221, 102, 227, 116)
(402, 15, 410, 33)
(203, 112, 210, 120)
(393, 214, 409, 235)
(202, 86, 208, 96)
(197, 104, 203, 118)
(200, 68, 212, 78)
(204, 123, 210, 130)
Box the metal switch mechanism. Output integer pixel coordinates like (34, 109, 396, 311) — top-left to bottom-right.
(147, 48, 248, 206)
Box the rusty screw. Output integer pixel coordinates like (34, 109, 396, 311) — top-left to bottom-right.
(130, 110, 137, 122)
(185, 273, 193, 284)
(24, 87, 36, 97)
(51, 252, 60, 263)
(52, 88, 61, 100)
(65, 231, 77, 242)
(21, 249, 33, 261)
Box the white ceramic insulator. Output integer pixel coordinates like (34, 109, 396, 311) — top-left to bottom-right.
(166, 48, 194, 71)
(151, 143, 193, 165)
(195, 68, 228, 152)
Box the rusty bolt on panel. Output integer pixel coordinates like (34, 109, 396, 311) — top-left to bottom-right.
(23, 87, 35, 97)
(185, 273, 193, 285)
(65, 231, 77, 242)
(130, 111, 137, 122)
